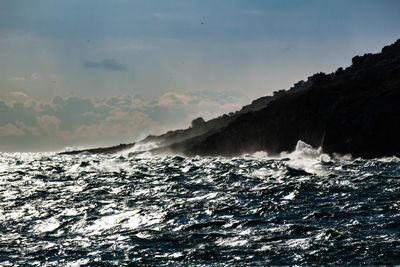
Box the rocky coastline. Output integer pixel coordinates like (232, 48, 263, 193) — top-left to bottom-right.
(61, 39, 400, 159)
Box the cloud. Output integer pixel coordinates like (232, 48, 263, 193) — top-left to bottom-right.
(14, 121, 40, 136)
(30, 73, 41, 80)
(83, 61, 101, 68)
(11, 76, 26, 81)
(83, 59, 127, 71)
(0, 100, 38, 127)
(10, 73, 41, 81)
(10, 91, 28, 98)
(0, 91, 249, 151)
(38, 115, 60, 135)
(101, 59, 127, 71)
(0, 123, 25, 137)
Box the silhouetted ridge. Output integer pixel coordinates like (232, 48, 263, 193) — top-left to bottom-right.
(62, 39, 400, 158)
(59, 143, 135, 155)
(151, 39, 400, 158)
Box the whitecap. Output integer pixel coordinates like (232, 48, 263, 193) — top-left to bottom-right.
(282, 191, 296, 200)
(122, 142, 159, 157)
(284, 140, 331, 176)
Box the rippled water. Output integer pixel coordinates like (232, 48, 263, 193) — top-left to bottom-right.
(1, 143, 400, 265)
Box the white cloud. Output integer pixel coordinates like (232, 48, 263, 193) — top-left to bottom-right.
(38, 115, 60, 135)
(14, 121, 40, 136)
(10, 91, 28, 98)
(12, 73, 42, 81)
(30, 73, 41, 80)
(0, 90, 249, 151)
(0, 123, 25, 137)
(156, 92, 187, 107)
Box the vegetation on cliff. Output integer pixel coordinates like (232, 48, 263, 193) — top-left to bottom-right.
(62, 39, 400, 158)
(160, 39, 400, 158)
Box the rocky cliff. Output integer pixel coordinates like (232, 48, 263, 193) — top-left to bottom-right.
(62, 39, 400, 158)
(159, 39, 400, 158)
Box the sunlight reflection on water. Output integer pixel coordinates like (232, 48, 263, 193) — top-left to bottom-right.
(0, 148, 399, 265)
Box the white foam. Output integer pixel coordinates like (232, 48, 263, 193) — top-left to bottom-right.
(376, 156, 400, 163)
(251, 167, 273, 178)
(251, 151, 269, 158)
(285, 237, 312, 249)
(33, 218, 60, 233)
(287, 140, 323, 159)
(187, 192, 219, 202)
(332, 152, 353, 160)
(216, 237, 248, 247)
(284, 140, 331, 176)
(282, 191, 296, 200)
(61, 146, 85, 152)
(123, 142, 159, 155)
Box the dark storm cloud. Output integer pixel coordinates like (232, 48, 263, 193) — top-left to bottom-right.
(83, 59, 127, 71)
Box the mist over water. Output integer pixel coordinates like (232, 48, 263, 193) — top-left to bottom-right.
(1, 143, 400, 265)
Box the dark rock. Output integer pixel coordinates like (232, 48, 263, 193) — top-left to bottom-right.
(59, 143, 135, 155)
(61, 39, 400, 159)
(156, 39, 400, 158)
(191, 117, 206, 128)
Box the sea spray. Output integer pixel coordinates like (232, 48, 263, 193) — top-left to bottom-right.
(283, 140, 331, 176)
(1, 147, 400, 265)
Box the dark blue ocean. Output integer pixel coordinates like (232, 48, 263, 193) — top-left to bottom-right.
(1, 142, 400, 266)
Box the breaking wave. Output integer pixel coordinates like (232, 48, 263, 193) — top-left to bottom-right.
(1, 142, 400, 265)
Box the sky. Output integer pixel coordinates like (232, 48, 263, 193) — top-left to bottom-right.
(0, 0, 399, 152)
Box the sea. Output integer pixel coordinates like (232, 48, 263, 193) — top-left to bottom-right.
(1, 141, 400, 266)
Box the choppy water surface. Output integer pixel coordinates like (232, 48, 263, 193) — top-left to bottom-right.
(1, 143, 400, 265)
